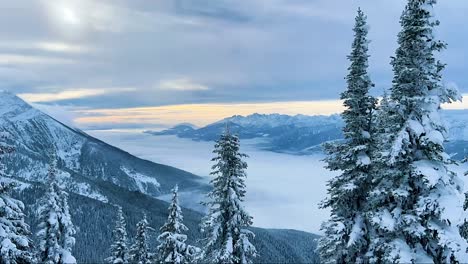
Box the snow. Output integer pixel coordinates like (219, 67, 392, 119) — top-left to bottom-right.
(388, 239, 413, 263)
(372, 209, 395, 232)
(61, 249, 77, 264)
(87, 131, 335, 233)
(424, 130, 444, 145)
(357, 153, 370, 166)
(121, 166, 160, 193)
(347, 215, 364, 247)
(413, 160, 445, 187)
(216, 113, 343, 129)
(408, 119, 425, 137)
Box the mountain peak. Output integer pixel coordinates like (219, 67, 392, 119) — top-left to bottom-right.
(0, 90, 38, 120)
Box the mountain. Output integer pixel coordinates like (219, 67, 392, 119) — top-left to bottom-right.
(146, 111, 468, 158)
(0, 90, 207, 201)
(146, 113, 344, 154)
(0, 91, 320, 263)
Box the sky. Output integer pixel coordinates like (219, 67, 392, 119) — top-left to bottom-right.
(1, 0, 468, 129)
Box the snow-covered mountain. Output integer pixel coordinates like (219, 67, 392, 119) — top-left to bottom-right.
(147, 111, 468, 157)
(0, 90, 207, 201)
(146, 113, 344, 154)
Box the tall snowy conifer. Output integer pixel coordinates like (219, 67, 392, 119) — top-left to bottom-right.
(156, 185, 199, 263)
(106, 206, 129, 264)
(461, 157, 468, 241)
(37, 155, 77, 264)
(129, 215, 151, 264)
(200, 127, 256, 264)
(318, 8, 377, 264)
(0, 132, 34, 264)
(367, 0, 468, 262)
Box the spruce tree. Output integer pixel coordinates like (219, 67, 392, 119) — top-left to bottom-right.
(156, 185, 199, 264)
(367, 0, 468, 262)
(200, 127, 256, 264)
(461, 157, 468, 241)
(0, 133, 34, 264)
(129, 215, 151, 264)
(106, 206, 129, 264)
(318, 8, 377, 264)
(37, 155, 77, 264)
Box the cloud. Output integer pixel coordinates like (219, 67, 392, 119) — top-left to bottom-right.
(158, 78, 209, 91)
(35, 42, 89, 53)
(0, 0, 467, 120)
(18, 87, 136, 103)
(0, 54, 75, 65)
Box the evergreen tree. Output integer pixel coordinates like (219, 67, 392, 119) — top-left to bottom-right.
(0, 133, 34, 264)
(129, 215, 151, 264)
(318, 8, 377, 264)
(37, 155, 77, 264)
(156, 185, 199, 264)
(461, 157, 468, 241)
(367, 0, 468, 262)
(106, 206, 129, 264)
(200, 127, 257, 264)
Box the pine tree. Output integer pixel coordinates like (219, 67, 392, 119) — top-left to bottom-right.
(106, 206, 129, 264)
(37, 155, 77, 264)
(318, 8, 377, 264)
(156, 185, 199, 264)
(367, 0, 468, 262)
(461, 157, 468, 241)
(0, 133, 34, 264)
(129, 215, 151, 264)
(200, 127, 257, 264)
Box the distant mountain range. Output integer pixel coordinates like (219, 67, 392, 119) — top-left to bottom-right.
(146, 111, 468, 159)
(0, 91, 320, 263)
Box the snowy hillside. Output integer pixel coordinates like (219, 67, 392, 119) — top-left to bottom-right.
(0, 90, 207, 201)
(147, 111, 468, 157)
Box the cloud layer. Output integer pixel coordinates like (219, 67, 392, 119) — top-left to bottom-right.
(2, 0, 468, 127)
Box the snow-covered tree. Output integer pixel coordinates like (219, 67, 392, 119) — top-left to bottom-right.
(461, 157, 468, 241)
(37, 155, 77, 264)
(200, 127, 257, 264)
(106, 206, 129, 264)
(0, 133, 34, 264)
(156, 185, 199, 264)
(129, 215, 151, 264)
(318, 8, 377, 264)
(367, 0, 468, 262)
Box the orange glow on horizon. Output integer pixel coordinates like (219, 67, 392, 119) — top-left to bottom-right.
(74, 100, 346, 127)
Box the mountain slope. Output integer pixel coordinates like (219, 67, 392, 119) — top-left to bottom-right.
(17, 181, 320, 264)
(0, 91, 207, 201)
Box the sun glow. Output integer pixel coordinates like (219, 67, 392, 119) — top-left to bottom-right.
(61, 6, 80, 26)
(44, 0, 85, 37)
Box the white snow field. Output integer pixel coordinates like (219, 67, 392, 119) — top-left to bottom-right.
(87, 130, 336, 233)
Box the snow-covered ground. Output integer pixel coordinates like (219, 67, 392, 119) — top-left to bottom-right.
(87, 130, 335, 233)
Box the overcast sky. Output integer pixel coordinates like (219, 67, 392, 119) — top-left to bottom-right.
(1, 0, 468, 128)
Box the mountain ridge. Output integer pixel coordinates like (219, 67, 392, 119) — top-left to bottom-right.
(146, 111, 468, 158)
